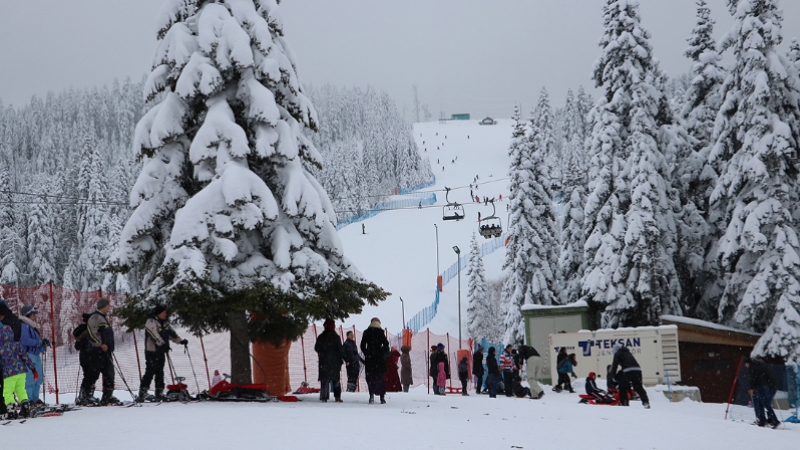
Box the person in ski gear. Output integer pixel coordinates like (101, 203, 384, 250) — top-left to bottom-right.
(499, 345, 516, 397)
(78, 298, 119, 405)
(429, 345, 439, 394)
(314, 318, 345, 403)
(0, 299, 21, 341)
(518, 342, 544, 399)
(472, 345, 485, 394)
(611, 343, 650, 408)
(744, 357, 779, 428)
(512, 373, 532, 398)
(137, 305, 187, 402)
(1, 311, 36, 419)
(555, 353, 578, 393)
(360, 317, 389, 404)
(485, 347, 500, 398)
(583, 372, 614, 404)
(458, 356, 469, 396)
(385, 346, 402, 393)
(400, 345, 412, 393)
(362, 223, 366, 234)
(211, 370, 224, 387)
(19, 305, 48, 405)
(343, 331, 363, 392)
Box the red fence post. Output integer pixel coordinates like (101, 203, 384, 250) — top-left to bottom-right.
(199, 335, 211, 388)
(724, 356, 745, 420)
(48, 280, 60, 405)
(426, 329, 430, 394)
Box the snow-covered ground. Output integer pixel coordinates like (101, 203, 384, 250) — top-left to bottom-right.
(338, 119, 513, 333)
(7, 381, 797, 448)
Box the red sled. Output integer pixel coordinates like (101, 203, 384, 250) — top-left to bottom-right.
(200, 380, 298, 402)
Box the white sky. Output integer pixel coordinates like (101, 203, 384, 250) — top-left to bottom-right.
(2, 0, 800, 117)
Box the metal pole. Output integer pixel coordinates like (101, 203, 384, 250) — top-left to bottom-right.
(199, 335, 211, 389)
(457, 255, 462, 348)
(400, 297, 405, 329)
(48, 280, 60, 405)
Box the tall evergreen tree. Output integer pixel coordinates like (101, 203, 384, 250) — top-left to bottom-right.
(502, 99, 559, 344)
(709, 0, 800, 363)
(582, 0, 680, 327)
(467, 234, 491, 341)
(559, 149, 587, 305)
(107, 0, 387, 381)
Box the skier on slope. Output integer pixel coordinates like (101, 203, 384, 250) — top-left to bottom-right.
(611, 343, 650, 408)
(137, 306, 188, 402)
(77, 298, 120, 406)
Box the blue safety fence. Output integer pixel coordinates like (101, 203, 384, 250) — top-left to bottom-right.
(336, 190, 437, 230)
(398, 176, 436, 195)
(404, 235, 506, 332)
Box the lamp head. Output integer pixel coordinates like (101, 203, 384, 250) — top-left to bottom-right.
(453, 246, 460, 254)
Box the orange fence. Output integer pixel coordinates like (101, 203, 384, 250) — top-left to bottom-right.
(1, 282, 472, 403)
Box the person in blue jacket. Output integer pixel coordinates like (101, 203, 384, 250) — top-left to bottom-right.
(555, 353, 577, 393)
(19, 305, 49, 406)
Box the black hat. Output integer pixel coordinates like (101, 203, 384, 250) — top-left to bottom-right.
(153, 305, 167, 316)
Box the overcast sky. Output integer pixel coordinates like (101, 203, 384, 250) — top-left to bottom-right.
(2, 0, 800, 118)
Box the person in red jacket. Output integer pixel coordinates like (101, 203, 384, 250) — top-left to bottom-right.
(385, 346, 402, 392)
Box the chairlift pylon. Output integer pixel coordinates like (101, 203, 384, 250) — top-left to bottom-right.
(478, 199, 502, 238)
(442, 187, 465, 221)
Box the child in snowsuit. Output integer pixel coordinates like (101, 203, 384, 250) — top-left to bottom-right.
(555, 353, 577, 393)
(458, 356, 469, 396)
(437, 361, 447, 395)
(1, 319, 37, 419)
(583, 372, 614, 404)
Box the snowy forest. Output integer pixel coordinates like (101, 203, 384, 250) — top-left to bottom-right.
(0, 82, 430, 294)
(465, 0, 800, 363)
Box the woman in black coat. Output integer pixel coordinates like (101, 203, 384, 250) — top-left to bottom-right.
(360, 317, 389, 404)
(485, 347, 500, 398)
(314, 319, 345, 402)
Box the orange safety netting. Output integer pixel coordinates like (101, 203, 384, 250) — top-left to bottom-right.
(1, 282, 473, 403)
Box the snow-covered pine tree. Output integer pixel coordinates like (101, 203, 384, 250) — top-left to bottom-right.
(582, 0, 680, 327)
(559, 148, 587, 305)
(0, 167, 22, 285)
(107, 0, 387, 381)
(709, 0, 800, 363)
(533, 88, 560, 189)
(787, 38, 800, 70)
(502, 99, 559, 345)
(25, 183, 57, 286)
(467, 233, 491, 341)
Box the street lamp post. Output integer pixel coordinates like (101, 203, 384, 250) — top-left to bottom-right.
(434, 224, 440, 291)
(400, 297, 405, 329)
(453, 246, 462, 349)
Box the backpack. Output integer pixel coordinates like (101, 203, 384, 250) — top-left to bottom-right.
(458, 360, 469, 374)
(72, 313, 92, 351)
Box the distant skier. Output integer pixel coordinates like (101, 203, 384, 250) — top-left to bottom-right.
(478, 212, 481, 221)
(137, 305, 187, 402)
(362, 223, 366, 234)
(611, 343, 650, 408)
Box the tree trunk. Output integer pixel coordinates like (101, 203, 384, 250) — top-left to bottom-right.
(227, 310, 252, 384)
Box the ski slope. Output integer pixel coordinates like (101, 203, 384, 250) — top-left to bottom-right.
(337, 119, 514, 334)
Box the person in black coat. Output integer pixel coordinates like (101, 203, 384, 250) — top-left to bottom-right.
(360, 317, 389, 404)
(611, 344, 650, 408)
(472, 345, 485, 394)
(429, 345, 439, 394)
(342, 330, 363, 392)
(745, 357, 779, 427)
(0, 300, 21, 341)
(485, 346, 500, 398)
(314, 319, 345, 402)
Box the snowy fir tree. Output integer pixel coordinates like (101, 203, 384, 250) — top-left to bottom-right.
(582, 0, 682, 327)
(467, 233, 492, 341)
(502, 100, 559, 344)
(787, 38, 800, 71)
(106, 0, 387, 381)
(559, 149, 587, 305)
(709, 0, 800, 363)
(532, 88, 560, 188)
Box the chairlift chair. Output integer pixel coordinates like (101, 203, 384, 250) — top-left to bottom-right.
(478, 200, 502, 239)
(442, 187, 465, 221)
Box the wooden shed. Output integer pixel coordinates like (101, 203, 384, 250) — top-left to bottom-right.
(661, 315, 761, 403)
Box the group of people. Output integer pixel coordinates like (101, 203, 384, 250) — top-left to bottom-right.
(314, 317, 413, 404)
(1, 300, 48, 419)
(467, 343, 545, 399)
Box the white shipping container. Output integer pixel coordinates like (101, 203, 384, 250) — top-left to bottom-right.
(549, 326, 681, 386)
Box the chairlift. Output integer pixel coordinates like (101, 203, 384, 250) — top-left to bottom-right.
(478, 200, 502, 239)
(442, 187, 465, 221)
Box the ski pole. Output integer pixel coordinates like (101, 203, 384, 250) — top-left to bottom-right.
(184, 344, 201, 394)
(111, 353, 138, 404)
